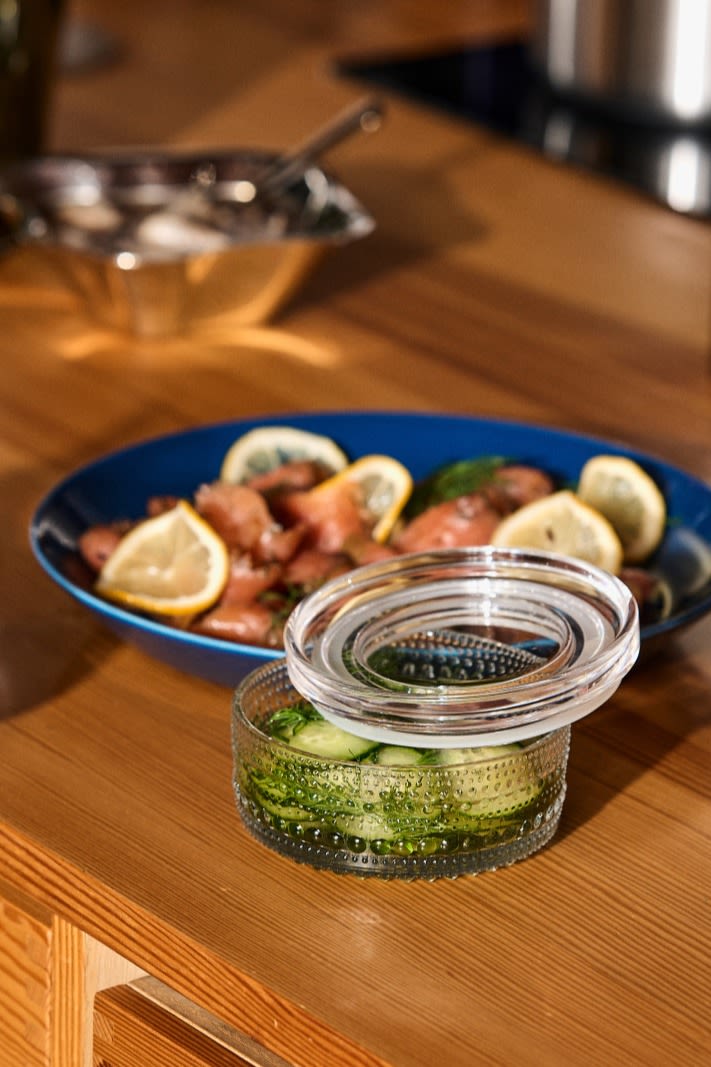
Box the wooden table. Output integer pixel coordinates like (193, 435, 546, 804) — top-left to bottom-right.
(2, 2, 710, 1064)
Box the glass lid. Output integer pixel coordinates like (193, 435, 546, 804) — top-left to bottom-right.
(284, 548, 640, 747)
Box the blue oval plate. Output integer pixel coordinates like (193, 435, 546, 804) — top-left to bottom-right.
(30, 411, 711, 687)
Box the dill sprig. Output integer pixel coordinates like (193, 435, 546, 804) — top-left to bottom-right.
(266, 700, 322, 740)
(405, 455, 508, 517)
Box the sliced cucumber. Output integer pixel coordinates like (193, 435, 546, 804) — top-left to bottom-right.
(435, 743, 521, 764)
(248, 704, 546, 849)
(437, 743, 539, 817)
(367, 745, 434, 767)
(248, 790, 315, 825)
(335, 810, 397, 842)
(284, 719, 379, 760)
(266, 701, 379, 760)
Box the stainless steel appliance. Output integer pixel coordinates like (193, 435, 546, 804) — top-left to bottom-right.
(530, 0, 711, 124)
(339, 23, 711, 219)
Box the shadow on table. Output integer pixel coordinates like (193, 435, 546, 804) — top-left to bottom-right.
(0, 464, 119, 720)
(290, 156, 490, 309)
(557, 641, 711, 839)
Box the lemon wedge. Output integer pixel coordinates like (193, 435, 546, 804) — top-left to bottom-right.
(95, 501, 229, 616)
(220, 426, 348, 484)
(577, 454, 667, 564)
(314, 454, 414, 542)
(491, 489, 624, 572)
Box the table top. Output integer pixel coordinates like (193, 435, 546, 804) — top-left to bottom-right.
(2, 2, 711, 1065)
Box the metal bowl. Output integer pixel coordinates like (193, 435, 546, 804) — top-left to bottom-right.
(0, 150, 375, 336)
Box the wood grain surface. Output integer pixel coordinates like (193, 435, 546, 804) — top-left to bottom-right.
(0, 881, 85, 1067)
(1, 2, 710, 1065)
(94, 977, 297, 1066)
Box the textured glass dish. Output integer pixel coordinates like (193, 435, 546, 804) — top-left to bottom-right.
(285, 548, 640, 747)
(233, 660, 571, 880)
(233, 547, 639, 879)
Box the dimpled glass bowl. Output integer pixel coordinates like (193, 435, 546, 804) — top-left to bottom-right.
(232, 547, 639, 880)
(233, 660, 571, 880)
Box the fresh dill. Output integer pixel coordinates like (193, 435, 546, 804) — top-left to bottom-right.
(405, 455, 508, 517)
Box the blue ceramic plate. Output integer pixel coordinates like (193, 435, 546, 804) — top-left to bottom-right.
(30, 412, 711, 686)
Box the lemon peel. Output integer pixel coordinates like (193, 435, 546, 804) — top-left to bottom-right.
(95, 500, 229, 616)
(313, 454, 414, 543)
(220, 426, 348, 484)
(491, 489, 624, 572)
(577, 454, 667, 564)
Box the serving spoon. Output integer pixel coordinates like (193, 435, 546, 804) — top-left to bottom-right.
(231, 94, 385, 207)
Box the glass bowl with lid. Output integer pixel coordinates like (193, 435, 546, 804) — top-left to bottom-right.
(232, 547, 639, 880)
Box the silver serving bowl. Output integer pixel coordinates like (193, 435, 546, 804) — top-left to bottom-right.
(0, 150, 375, 336)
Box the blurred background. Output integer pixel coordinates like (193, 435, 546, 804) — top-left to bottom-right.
(9, 0, 707, 217)
(1, 1, 709, 354)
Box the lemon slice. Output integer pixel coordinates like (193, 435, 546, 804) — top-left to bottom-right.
(314, 454, 414, 542)
(220, 426, 349, 484)
(95, 500, 229, 616)
(577, 454, 667, 564)
(491, 490, 624, 572)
